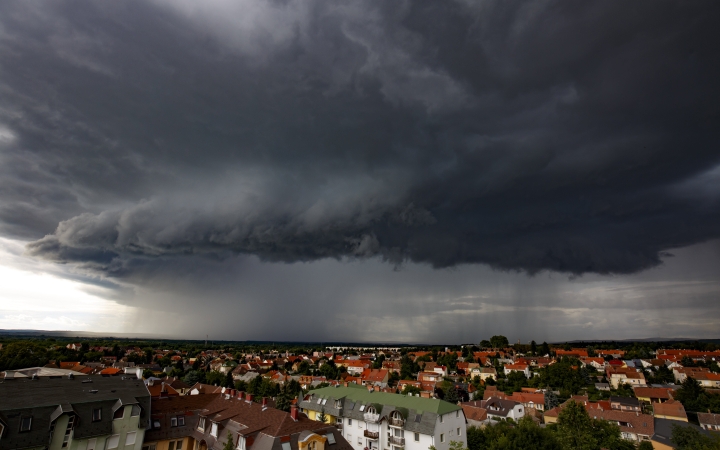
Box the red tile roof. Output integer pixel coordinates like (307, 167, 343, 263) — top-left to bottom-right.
(652, 400, 687, 419)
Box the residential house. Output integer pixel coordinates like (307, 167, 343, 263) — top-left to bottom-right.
(695, 372, 720, 388)
(609, 397, 641, 413)
(672, 367, 710, 384)
(146, 380, 181, 399)
(587, 410, 654, 443)
(0, 375, 150, 450)
(555, 349, 588, 358)
(651, 400, 687, 422)
(697, 413, 720, 432)
(191, 393, 350, 450)
(480, 398, 524, 422)
(360, 370, 389, 388)
(609, 370, 646, 389)
(503, 364, 530, 379)
(579, 357, 606, 370)
(299, 384, 466, 450)
(470, 368, 496, 382)
(459, 403, 487, 428)
(651, 418, 714, 450)
(144, 394, 219, 450)
(632, 387, 674, 404)
(417, 372, 443, 384)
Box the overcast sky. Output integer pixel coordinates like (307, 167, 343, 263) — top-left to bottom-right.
(1, 0, 719, 343)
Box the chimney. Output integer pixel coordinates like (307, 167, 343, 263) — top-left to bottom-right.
(238, 391, 245, 400)
(247, 394, 254, 403)
(374, 386, 380, 392)
(290, 405, 298, 421)
(262, 397, 268, 407)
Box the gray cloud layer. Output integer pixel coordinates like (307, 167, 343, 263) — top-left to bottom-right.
(1, 1, 720, 289)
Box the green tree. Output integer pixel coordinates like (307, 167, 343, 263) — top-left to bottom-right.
(555, 400, 598, 450)
(671, 423, 720, 449)
(638, 442, 654, 450)
(223, 432, 235, 450)
(444, 386, 460, 404)
(530, 340, 537, 355)
(490, 335, 509, 349)
(206, 370, 225, 386)
(317, 407, 327, 423)
(224, 371, 234, 388)
(541, 342, 551, 356)
(142, 369, 155, 379)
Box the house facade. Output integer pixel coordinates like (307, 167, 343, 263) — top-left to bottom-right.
(299, 385, 466, 450)
(0, 375, 150, 450)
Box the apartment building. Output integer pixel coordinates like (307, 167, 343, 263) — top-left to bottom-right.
(299, 385, 465, 450)
(0, 375, 150, 450)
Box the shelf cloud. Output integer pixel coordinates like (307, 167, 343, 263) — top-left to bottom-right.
(1, 0, 720, 340)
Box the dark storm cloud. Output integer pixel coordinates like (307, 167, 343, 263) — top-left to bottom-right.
(0, 0, 719, 276)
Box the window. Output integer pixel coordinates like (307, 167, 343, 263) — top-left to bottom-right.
(88, 438, 97, 450)
(114, 408, 125, 420)
(178, 416, 185, 426)
(171, 417, 178, 427)
(176, 440, 183, 450)
(440, 434, 445, 443)
(106, 435, 120, 450)
(198, 417, 206, 431)
(415, 414, 422, 423)
(359, 405, 365, 412)
(142, 445, 156, 450)
(456, 428, 460, 436)
(62, 415, 76, 448)
(210, 423, 218, 438)
(326, 433, 336, 445)
(357, 438, 362, 445)
(236, 437, 245, 450)
(93, 408, 102, 422)
(126, 432, 137, 446)
(282, 443, 291, 450)
(169, 441, 176, 450)
(20, 417, 32, 432)
(322, 399, 328, 405)
(414, 433, 419, 442)
(456, 411, 459, 418)
(153, 420, 161, 429)
(131, 405, 141, 417)
(357, 421, 361, 428)
(348, 419, 352, 426)
(439, 415, 444, 423)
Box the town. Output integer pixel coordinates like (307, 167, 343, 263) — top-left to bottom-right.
(1, 337, 719, 450)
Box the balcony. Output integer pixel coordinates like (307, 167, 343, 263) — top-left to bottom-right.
(389, 437, 405, 446)
(363, 412, 380, 423)
(364, 430, 379, 440)
(388, 418, 405, 428)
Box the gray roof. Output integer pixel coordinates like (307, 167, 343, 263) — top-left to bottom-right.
(652, 418, 715, 449)
(483, 398, 519, 418)
(609, 396, 640, 406)
(0, 376, 150, 450)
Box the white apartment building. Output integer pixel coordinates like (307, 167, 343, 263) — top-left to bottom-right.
(300, 385, 466, 450)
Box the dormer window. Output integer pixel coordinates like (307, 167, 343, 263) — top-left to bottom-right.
(19, 417, 32, 432)
(359, 405, 365, 412)
(198, 417, 206, 431)
(210, 422, 218, 437)
(92, 408, 102, 422)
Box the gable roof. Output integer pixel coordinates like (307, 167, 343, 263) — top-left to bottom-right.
(652, 400, 686, 419)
